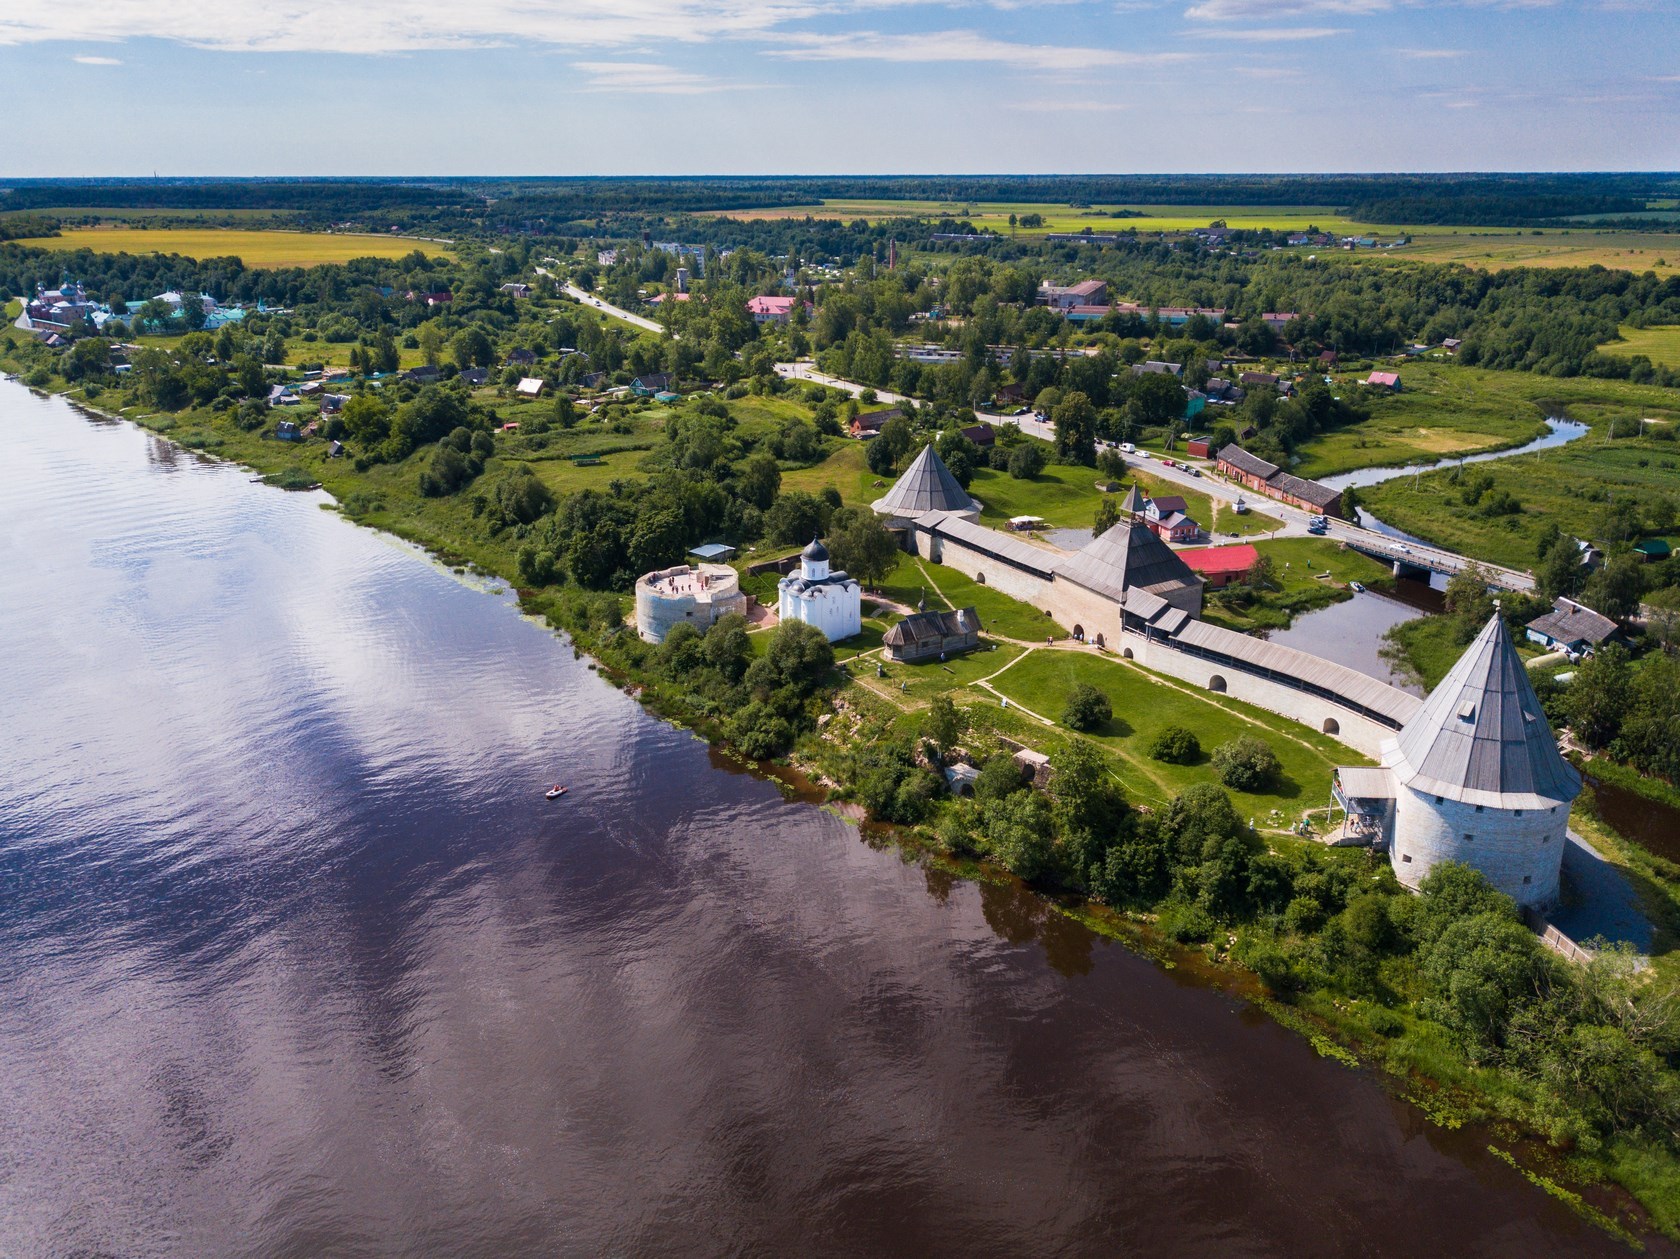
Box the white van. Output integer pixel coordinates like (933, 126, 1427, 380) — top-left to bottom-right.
(1120, 442, 1136, 454)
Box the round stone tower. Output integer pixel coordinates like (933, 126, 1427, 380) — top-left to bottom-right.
(1387, 613, 1581, 910)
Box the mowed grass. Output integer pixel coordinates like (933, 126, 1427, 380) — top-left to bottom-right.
(969, 459, 1216, 531)
(1292, 359, 1554, 479)
(1599, 325, 1680, 370)
(988, 649, 1362, 815)
(11, 227, 450, 269)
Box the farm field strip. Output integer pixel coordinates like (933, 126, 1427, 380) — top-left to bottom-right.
(10, 227, 450, 268)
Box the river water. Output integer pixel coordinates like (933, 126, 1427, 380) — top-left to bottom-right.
(1317, 417, 1591, 493)
(0, 383, 1654, 1257)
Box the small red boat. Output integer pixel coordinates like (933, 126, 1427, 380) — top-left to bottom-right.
(545, 785, 568, 800)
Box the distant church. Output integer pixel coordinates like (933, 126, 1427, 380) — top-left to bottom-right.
(777, 537, 861, 643)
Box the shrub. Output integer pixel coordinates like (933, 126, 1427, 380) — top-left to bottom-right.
(1007, 442, 1046, 480)
(1149, 725, 1200, 764)
(1211, 736, 1282, 792)
(1061, 683, 1112, 731)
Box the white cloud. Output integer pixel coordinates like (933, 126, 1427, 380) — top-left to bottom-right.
(0, 0, 820, 54)
(570, 61, 754, 93)
(1192, 25, 1349, 38)
(767, 29, 1192, 69)
(71, 54, 123, 64)
(1397, 46, 1467, 57)
(1184, 0, 1390, 18)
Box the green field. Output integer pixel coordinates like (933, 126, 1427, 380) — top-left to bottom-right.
(1292, 360, 1555, 479)
(1599, 325, 1680, 369)
(1343, 229, 1680, 278)
(1357, 374, 1680, 568)
(987, 649, 1361, 814)
(11, 227, 450, 268)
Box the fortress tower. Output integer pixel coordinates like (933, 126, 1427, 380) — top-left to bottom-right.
(1336, 613, 1581, 909)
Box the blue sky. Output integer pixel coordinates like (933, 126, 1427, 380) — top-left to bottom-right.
(2, 1, 1677, 174)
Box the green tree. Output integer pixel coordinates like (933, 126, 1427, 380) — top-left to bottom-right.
(417, 322, 445, 367)
(1093, 494, 1121, 536)
(973, 753, 1026, 803)
(1583, 554, 1645, 624)
(1052, 390, 1097, 466)
(1211, 736, 1282, 792)
(984, 791, 1055, 881)
(1564, 644, 1633, 750)
(1149, 726, 1201, 764)
(1061, 683, 1111, 731)
(865, 436, 897, 477)
(451, 326, 494, 370)
(1008, 441, 1046, 480)
(826, 505, 899, 588)
(737, 452, 782, 511)
(924, 694, 964, 754)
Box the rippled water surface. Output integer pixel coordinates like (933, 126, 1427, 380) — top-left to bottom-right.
(0, 385, 1654, 1257)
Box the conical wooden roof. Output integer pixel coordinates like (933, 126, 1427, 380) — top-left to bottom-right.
(1054, 517, 1201, 602)
(1119, 484, 1147, 515)
(1392, 613, 1580, 808)
(873, 444, 974, 516)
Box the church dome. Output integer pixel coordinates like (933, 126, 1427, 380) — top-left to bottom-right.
(803, 536, 829, 562)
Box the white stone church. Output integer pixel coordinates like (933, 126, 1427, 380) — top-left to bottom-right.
(777, 537, 861, 643)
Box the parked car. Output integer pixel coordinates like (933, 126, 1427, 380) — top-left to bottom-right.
(1120, 442, 1137, 453)
(1188, 468, 1202, 478)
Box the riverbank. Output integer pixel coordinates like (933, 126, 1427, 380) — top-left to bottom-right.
(9, 368, 1680, 1246)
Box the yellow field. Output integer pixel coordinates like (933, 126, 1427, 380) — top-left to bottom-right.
(1599, 324, 1680, 368)
(10, 227, 450, 268)
(1347, 229, 1680, 277)
(705, 200, 1402, 235)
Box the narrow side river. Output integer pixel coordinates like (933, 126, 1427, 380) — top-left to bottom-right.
(0, 383, 1651, 1257)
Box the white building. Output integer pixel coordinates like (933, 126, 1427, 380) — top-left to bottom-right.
(776, 538, 861, 643)
(1334, 613, 1582, 910)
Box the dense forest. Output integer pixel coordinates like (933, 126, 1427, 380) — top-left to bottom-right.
(5, 173, 1673, 229)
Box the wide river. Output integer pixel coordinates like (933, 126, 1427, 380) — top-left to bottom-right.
(0, 382, 1655, 1257)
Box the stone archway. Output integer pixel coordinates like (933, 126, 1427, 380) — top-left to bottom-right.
(1095, 632, 1106, 649)
(975, 572, 987, 585)
(1208, 674, 1228, 693)
(1322, 717, 1341, 735)
(1122, 647, 1134, 660)
(1072, 624, 1085, 643)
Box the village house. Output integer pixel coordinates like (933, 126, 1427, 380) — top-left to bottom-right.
(1365, 371, 1402, 392)
(403, 365, 443, 384)
(516, 377, 546, 398)
(961, 423, 996, 449)
(1525, 597, 1621, 656)
(459, 367, 490, 386)
(1132, 360, 1184, 377)
(849, 405, 900, 438)
(500, 283, 532, 299)
(746, 295, 799, 326)
(506, 348, 538, 367)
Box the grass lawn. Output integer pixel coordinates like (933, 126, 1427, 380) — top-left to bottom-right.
(916, 557, 1068, 642)
(988, 649, 1361, 817)
(780, 441, 882, 508)
(11, 227, 450, 269)
(1599, 325, 1680, 370)
(969, 460, 1217, 532)
(865, 641, 1023, 705)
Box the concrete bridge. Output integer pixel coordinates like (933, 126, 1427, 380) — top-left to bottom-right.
(1336, 530, 1533, 592)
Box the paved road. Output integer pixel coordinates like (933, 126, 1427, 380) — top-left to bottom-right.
(774, 361, 911, 405)
(563, 284, 666, 335)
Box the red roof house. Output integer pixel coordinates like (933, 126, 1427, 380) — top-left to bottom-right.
(1178, 544, 1261, 588)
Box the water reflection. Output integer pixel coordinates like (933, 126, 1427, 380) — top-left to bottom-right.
(0, 383, 1653, 1258)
